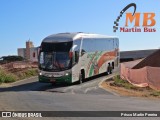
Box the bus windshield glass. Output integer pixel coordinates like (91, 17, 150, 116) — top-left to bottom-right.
(39, 41, 73, 71)
(39, 52, 72, 71)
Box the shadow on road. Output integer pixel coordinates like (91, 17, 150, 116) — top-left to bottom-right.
(0, 73, 109, 92)
(0, 81, 71, 92)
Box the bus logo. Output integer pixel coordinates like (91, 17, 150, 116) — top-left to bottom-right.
(2, 112, 11, 117)
(113, 3, 156, 33)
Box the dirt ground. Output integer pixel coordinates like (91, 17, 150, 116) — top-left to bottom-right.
(101, 79, 160, 100)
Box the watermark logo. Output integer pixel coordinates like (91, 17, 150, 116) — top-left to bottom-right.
(2, 112, 11, 117)
(1, 112, 42, 118)
(113, 3, 156, 32)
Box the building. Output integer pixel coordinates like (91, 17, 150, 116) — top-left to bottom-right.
(120, 49, 157, 62)
(17, 41, 39, 62)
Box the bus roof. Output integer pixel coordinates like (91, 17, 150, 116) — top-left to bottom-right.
(42, 32, 118, 43)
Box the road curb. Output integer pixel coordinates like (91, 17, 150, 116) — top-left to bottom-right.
(0, 76, 38, 88)
(12, 76, 38, 84)
(98, 74, 120, 96)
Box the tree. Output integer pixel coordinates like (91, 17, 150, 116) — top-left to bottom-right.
(0, 56, 24, 64)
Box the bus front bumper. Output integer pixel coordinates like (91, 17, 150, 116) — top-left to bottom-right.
(38, 75, 72, 84)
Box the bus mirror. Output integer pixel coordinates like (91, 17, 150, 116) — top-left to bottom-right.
(38, 47, 41, 56)
(72, 45, 77, 51)
(39, 52, 44, 64)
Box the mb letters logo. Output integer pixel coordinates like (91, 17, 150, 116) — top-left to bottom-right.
(113, 3, 156, 32)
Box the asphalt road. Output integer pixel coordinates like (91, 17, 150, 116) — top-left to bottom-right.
(0, 73, 160, 120)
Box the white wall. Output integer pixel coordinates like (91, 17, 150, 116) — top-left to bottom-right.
(18, 48, 25, 58)
(29, 47, 38, 62)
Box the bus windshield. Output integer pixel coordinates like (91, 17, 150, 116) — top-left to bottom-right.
(39, 52, 72, 71)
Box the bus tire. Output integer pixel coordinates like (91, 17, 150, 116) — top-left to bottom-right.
(110, 67, 112, 74)
(112, 62, 114, 69)
(78, 73, 83, 84)
(107, 64, 112, 74)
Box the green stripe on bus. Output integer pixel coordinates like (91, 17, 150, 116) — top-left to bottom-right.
(39, 75, 72, 84)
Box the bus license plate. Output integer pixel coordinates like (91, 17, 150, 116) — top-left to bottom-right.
(50, 79, 56, 82)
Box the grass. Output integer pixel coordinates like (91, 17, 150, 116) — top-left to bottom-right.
(150, 91, 160, 97)
(0, 68, 38, 84)
(110, 75, 160, 97)
(0, 69, 17, 83)
(111, 75, 138, 90)
(18, 69, 38, 80)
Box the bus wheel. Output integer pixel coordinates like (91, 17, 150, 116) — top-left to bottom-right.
(109, 67, 112, 74)
(107, 64, 112, 74)
(78, 73, 83, 84)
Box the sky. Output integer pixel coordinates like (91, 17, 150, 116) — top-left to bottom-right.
(0, 0, 160, 56)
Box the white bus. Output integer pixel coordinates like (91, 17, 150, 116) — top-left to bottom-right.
(38, 32, 119, 84)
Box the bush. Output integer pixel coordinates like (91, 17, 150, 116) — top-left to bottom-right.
(2, 56, 24, 62)
(0, 69, 17, 83)
(0, 68, 38, 84)
(112, 75, 137, 89)
(25, 69, 38, 77)
(150, 91, 160, 97)
(17, 69, 38, 80)
(18, 72, 26, 80)
(3, 74, 17, 83)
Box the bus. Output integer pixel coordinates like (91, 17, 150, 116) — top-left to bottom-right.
(38, 32, 119, 84)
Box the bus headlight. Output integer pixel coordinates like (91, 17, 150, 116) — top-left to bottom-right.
(65, 73, 69, 76)
(39, 72, 42, 76)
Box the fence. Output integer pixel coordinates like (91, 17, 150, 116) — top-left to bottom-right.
(120, 61, 160, 90)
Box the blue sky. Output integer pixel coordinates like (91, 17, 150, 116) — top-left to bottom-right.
(0, 0, 160, 56)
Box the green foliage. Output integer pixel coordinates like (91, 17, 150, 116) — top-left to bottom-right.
(0, 69, 17, 83)
(150, 91, 160, 97)
(24, 69, 38, 77)
(0, 68, 38, 83)
(18, 69, 38, 80)
(112, 75, 160, 97)
(113, 75, 137, 90)
(0, 56, 24, 64)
